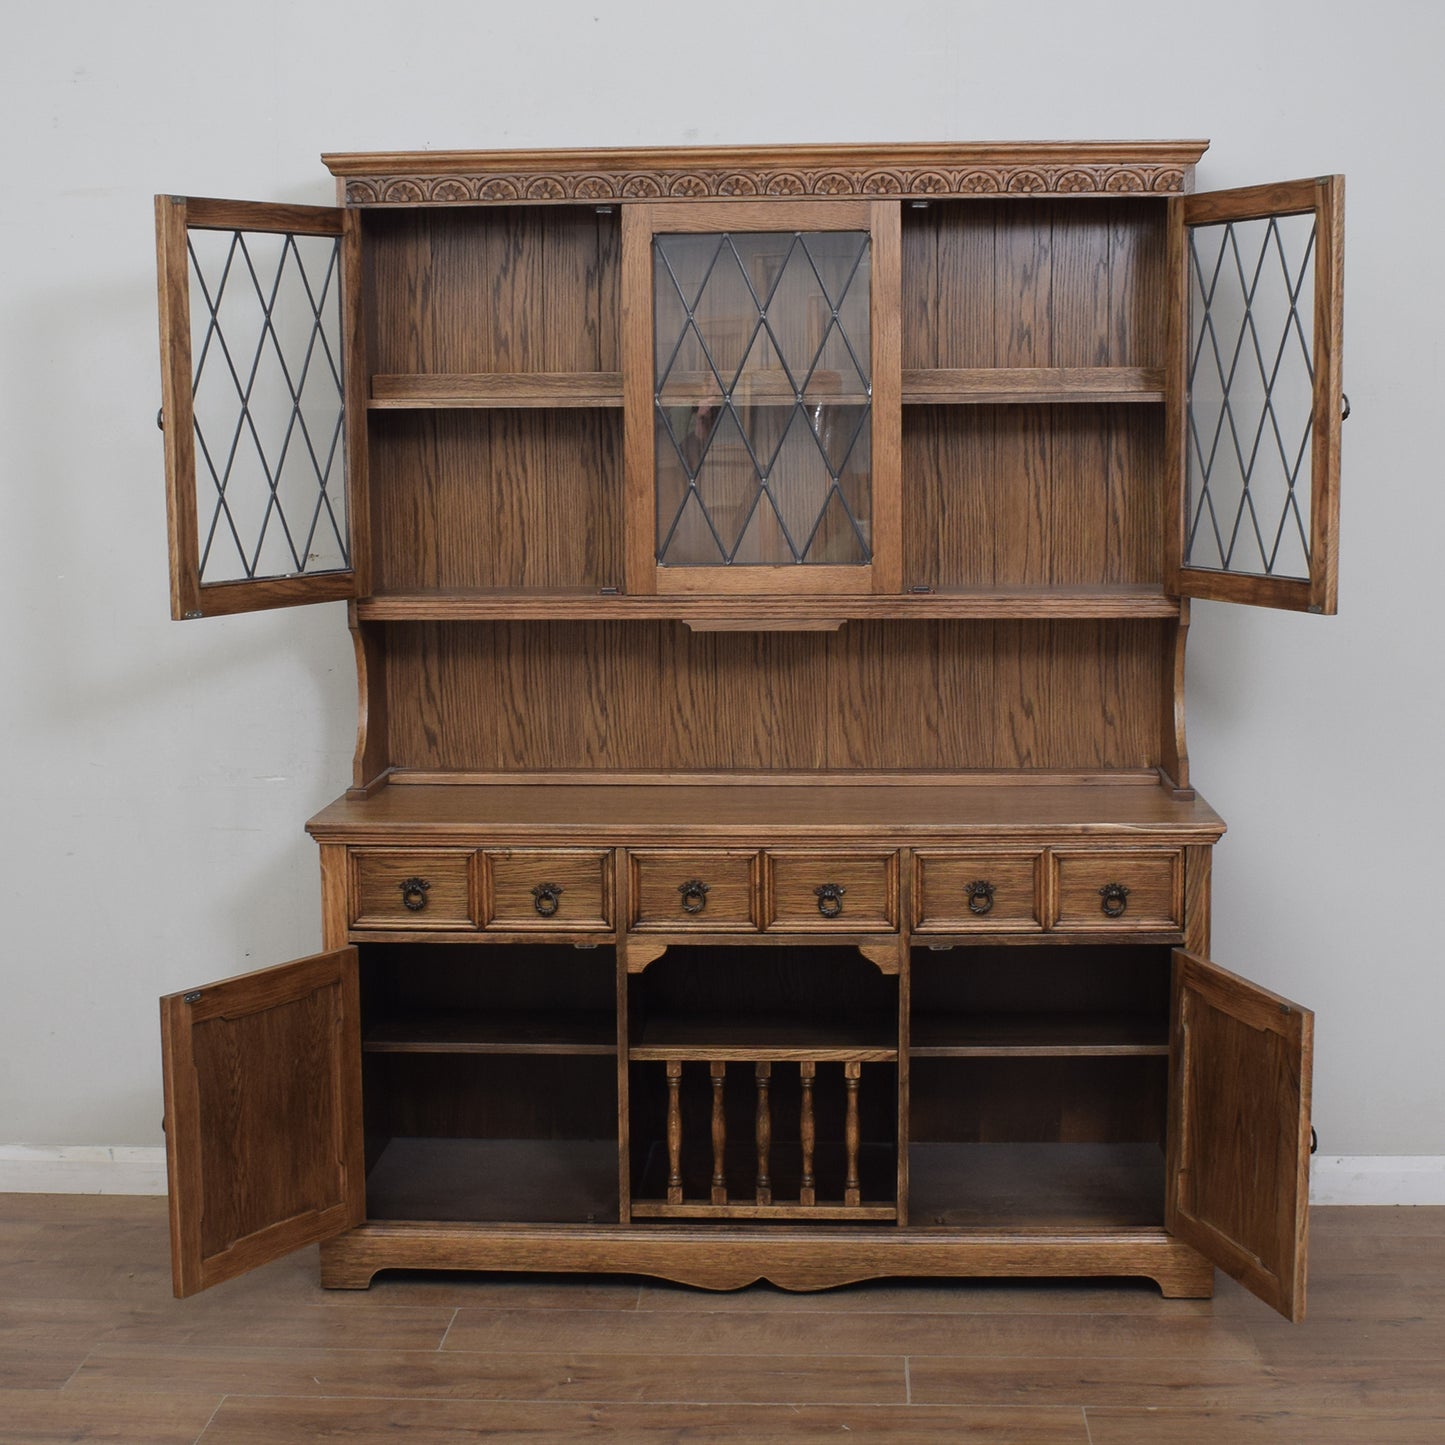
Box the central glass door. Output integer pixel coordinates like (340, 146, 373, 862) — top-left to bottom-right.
(622, 199, 899, 597)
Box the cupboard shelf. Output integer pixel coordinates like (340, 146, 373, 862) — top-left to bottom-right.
(901, 367, 1166, 405)
(909, 1012, 1169, 1058)
(631, 1016, 897, 1062)
(369, 372, 624, 409)
(362, 1009, 616, 1056)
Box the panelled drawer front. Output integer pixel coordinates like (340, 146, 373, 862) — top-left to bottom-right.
(765, 851, 899, 932)
(482, 848, 613, 932)
(913, 851, 1043, 933)
(629, 850, 761, 931)
(351, 849, 476, 930)
(1050, 849, 1183, 932)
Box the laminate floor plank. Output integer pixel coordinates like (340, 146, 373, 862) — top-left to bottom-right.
(1084, 1407, 1445, 1443)
(199, 1397, 1091, 1443)
(0, 1387, 223, 1444)
(66, 1344, 908, 1406)
(442, 1304, 1257, 1360)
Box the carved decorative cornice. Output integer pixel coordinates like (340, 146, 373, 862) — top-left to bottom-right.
(323, 142, 1207, 206)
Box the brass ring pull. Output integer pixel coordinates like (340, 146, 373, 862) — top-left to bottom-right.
(814, 883, 846, 918)
(531, 882, 564, 917)
(399, 877, 430, 913)
(1099, 882, 1130, 918)
(965, 880, 995, 916)
(678, 879, 710, 914)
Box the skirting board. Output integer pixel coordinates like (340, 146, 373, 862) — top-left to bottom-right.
(1, 1147, 1443, 1204)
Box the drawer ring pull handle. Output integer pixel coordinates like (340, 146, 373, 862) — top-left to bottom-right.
(678, 879, 710, 914)
(814, 883, 846, 918)
(399, 877, 431, 913)
(1099, 882, 1130, 918)
(531, 882, 564, 917)
(965, 880, 995, 916)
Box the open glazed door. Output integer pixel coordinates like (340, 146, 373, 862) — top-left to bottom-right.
(156, 197, 368, 619)
(160, 948, 364, 1297)
(1167, 950, 1313, 1321)
(1169, 177, 1343, 613)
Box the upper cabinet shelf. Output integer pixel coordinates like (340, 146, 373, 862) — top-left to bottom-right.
(369, 372, 624, 409)
(902, 367, 1165, 405)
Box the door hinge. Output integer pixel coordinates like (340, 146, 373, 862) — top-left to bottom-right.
(183, 991, 202, 1004)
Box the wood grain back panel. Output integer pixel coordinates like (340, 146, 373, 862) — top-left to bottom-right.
(369, 410, 622, 591)
(381, 619, 1167, 773)
(362, 206, 621, 375)
(902, 406, 1164, 589)
(901, 199, 1168, 370)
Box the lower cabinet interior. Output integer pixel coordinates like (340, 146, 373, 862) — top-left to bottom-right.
(355, 941, 1171, 1232)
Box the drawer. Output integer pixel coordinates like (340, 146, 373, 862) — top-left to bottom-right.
(765, 851, 899, 932)
(482, 848, 613, 932)
(1050, 849, 1184, 932)
(351, 850, 476, 930)
(913, 851, 1043, 933)
(628, 850, 761, 931)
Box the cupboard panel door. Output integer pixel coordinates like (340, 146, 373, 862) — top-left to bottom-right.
(1166, 949, 1312, 1321)
(160, 948, 364, 1298)
(156, 197, 368, 619)
(1168, 177, 1343, 613)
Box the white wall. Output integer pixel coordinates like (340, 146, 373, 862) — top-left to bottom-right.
(1, 0, 1440, 1166)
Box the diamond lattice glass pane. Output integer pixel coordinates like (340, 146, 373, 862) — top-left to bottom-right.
(1186, 212, 1316, 580)
(653, 230, 871, 567)
(187, 227, 349, 585)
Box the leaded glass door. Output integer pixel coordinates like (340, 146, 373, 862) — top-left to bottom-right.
(1169, 177, 1343, 614)
(156, 197, 367, 619)
(622, 200, 900, 596)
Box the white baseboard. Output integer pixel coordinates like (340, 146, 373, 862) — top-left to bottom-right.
(0, 1145, 168, 1195)
(1, 1146, 1442, 1205)
(1309, 1155, 1445, 1205)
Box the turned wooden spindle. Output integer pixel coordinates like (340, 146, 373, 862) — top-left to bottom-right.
(844, 1061, 862, 1207)
(665, 1060, 683, 1204)
(755, 1062, 772, 1205)
(710, 1062, 727, 1204)
(799, 1061, 817, 1207)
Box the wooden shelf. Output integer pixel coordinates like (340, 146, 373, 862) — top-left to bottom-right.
(632, 1016, 897, 1062)
(363, 1010, 615, 1056)
(907, 1142, 1165, 1229)
(910, 1012, 1168, 1058)
(369, 372, 624, 409)
(659, 369, 868, 405)
(902, 367, 1165, 404)
(356, 585, 1180, 623)
(365, 1137, 620, 1223)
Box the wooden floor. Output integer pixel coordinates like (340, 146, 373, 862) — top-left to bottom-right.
(2, 1196, 1444, 1442)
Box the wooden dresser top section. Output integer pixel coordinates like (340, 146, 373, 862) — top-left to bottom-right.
(307, 777, 1225, 845)
(321, 141, 1210, 206)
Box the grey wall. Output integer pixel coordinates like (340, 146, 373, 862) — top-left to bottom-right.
(1, 0, 1440, 1156)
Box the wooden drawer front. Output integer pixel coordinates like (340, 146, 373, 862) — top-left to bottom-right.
(913, 852, 1043, 933)
(352, 850, 475, 930)
(765, 851, 899, 932)
(482, 849, 612, 932)
(1050, 849, 1183, 932)
(629, 851, 761, 931)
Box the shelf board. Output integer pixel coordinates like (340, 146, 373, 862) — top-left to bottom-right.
(365, 1137, 620, 1223)
(907, 1142, 1165, 1229)
(902, 367, 1165, 405)
(659, 369, 869, 406)
(910, 1012, 1168, 1059)
(369, 372, 624, 409)
(356, 585, 1180, 623)
(364, 1010, 615, 1056)
(631, 1015, 897, 1062)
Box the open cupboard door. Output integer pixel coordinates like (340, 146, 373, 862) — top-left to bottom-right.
(156, 197, 368, 618)
(1169, 177, 1343, 613)
(1167, 950, 1313, 1321)
(160, 948, 364, 1297)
